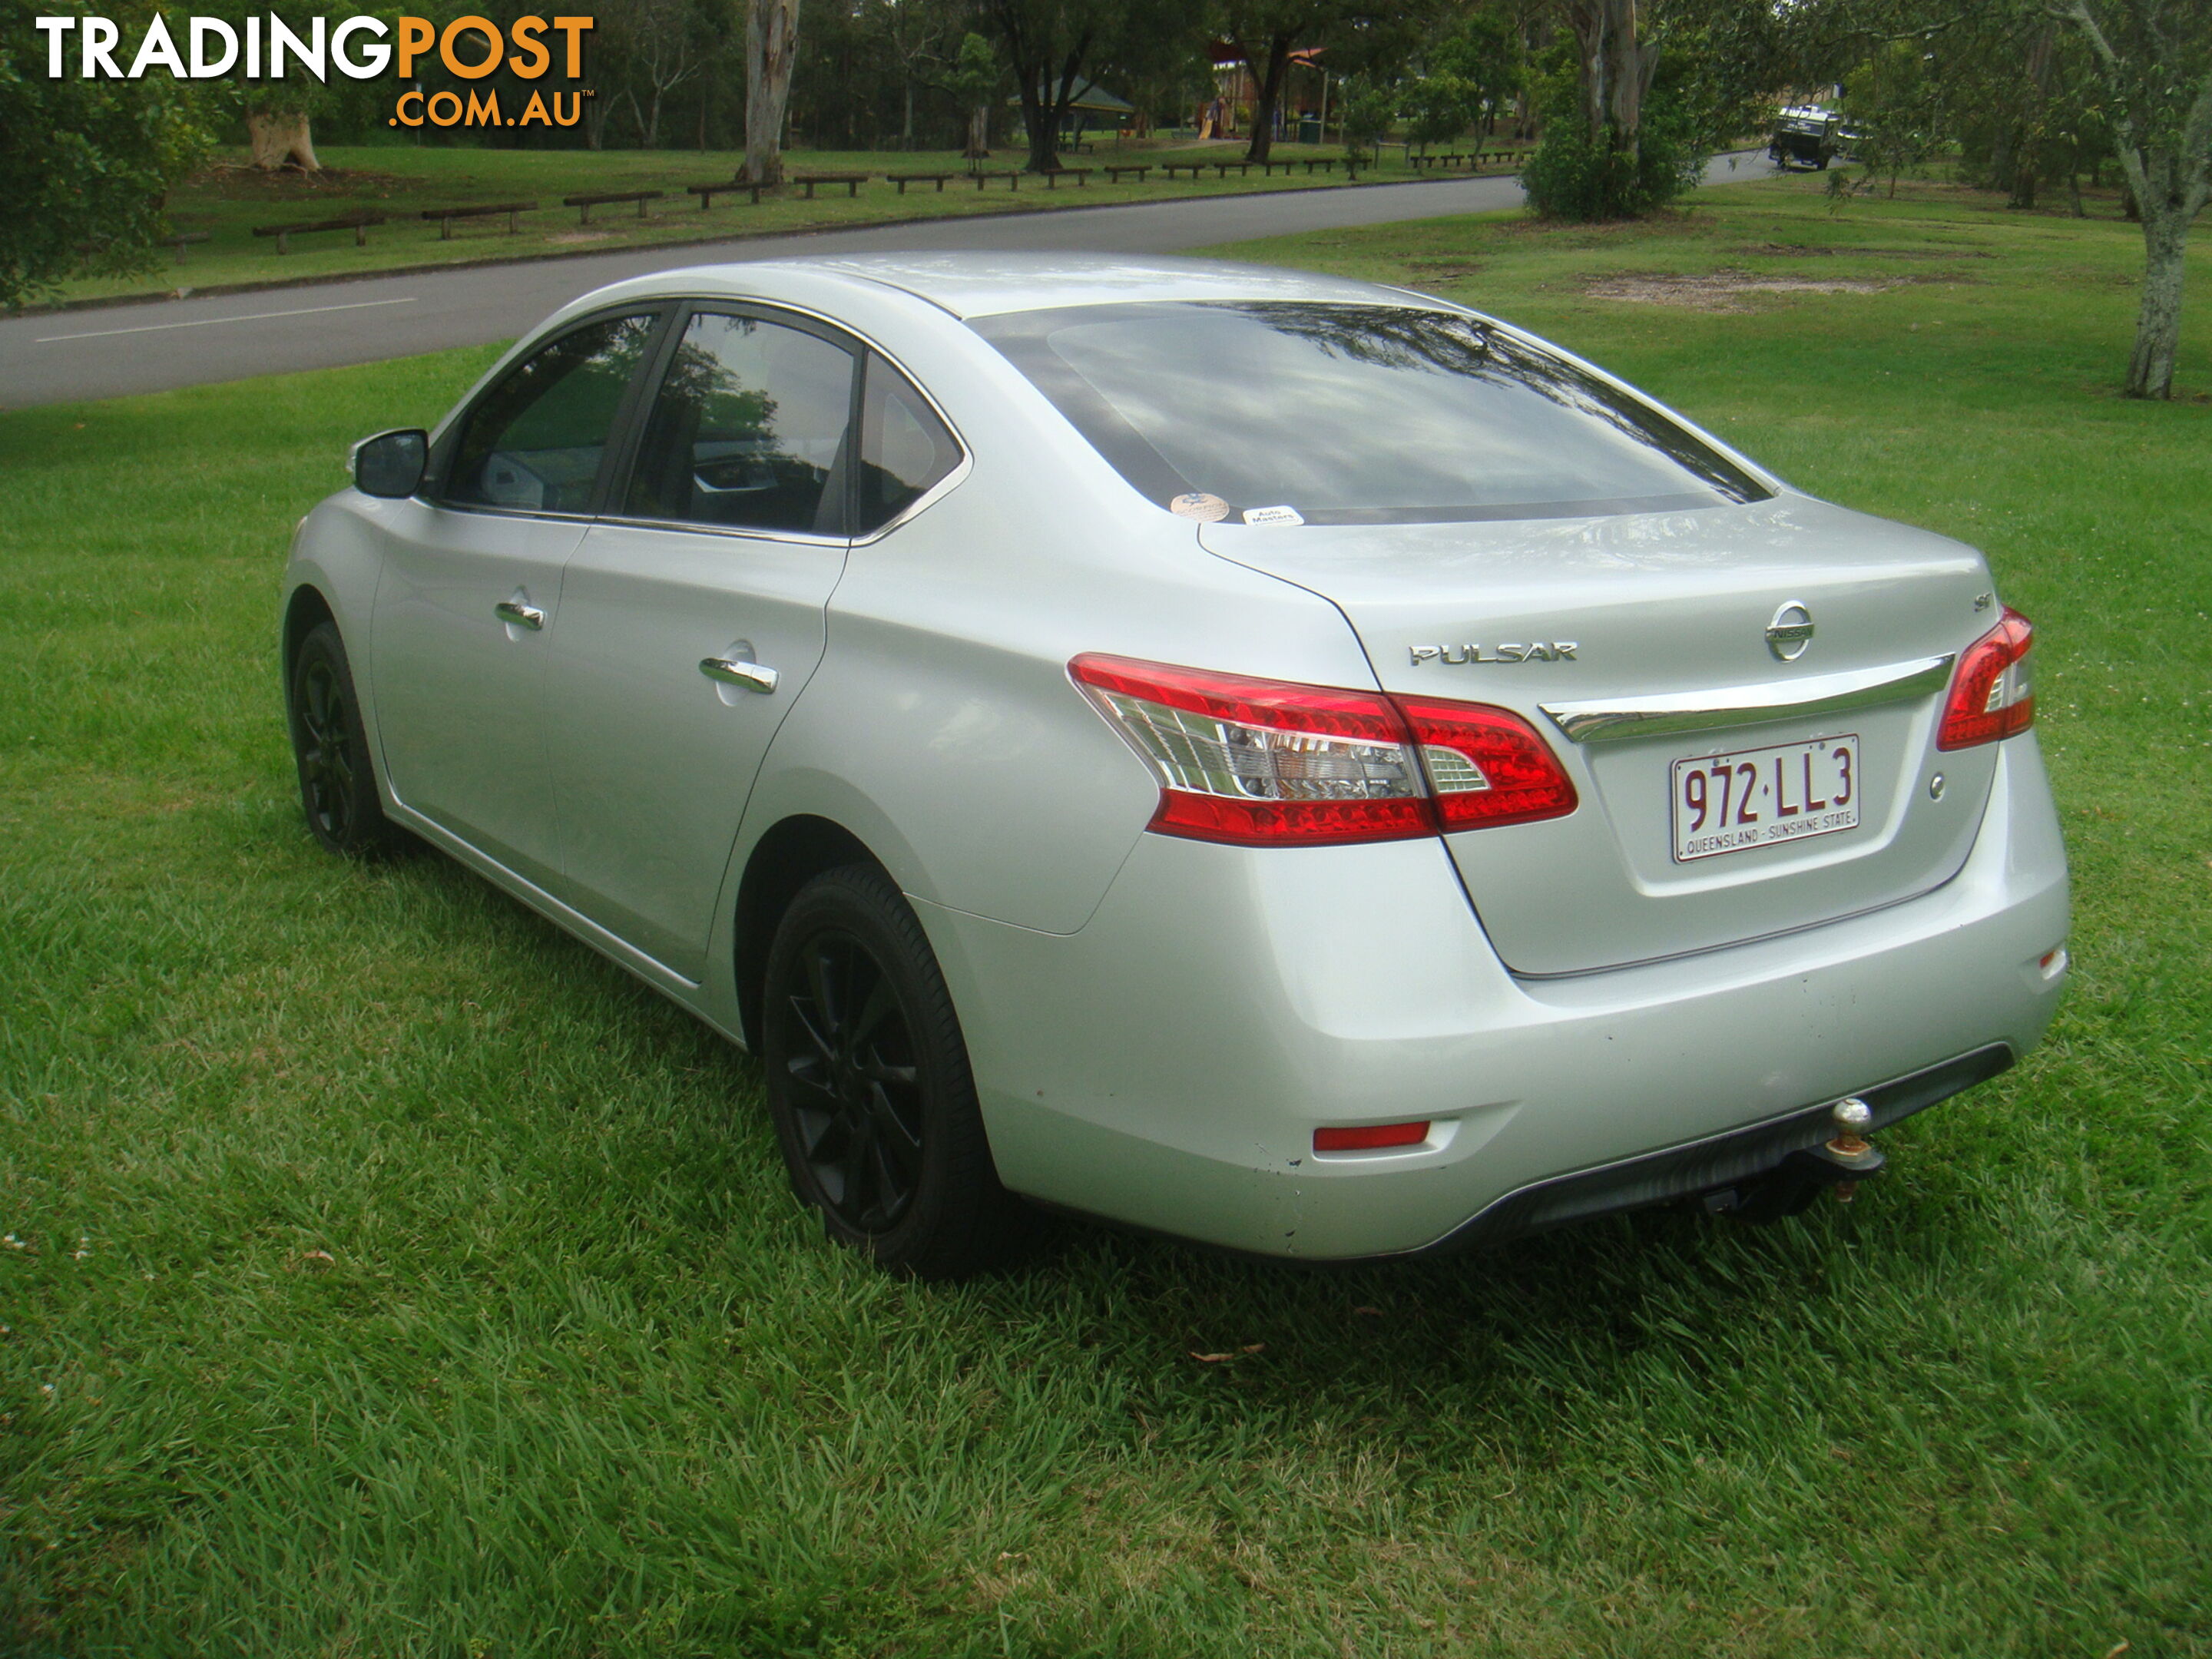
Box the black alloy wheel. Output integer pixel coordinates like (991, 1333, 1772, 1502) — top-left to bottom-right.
(760, 864, 1025, 1279)
(780, 924, 926, 1232)
(288, 621, 404, 857)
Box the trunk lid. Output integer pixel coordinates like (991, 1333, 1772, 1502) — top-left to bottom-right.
(1200, 496, 2000, 976)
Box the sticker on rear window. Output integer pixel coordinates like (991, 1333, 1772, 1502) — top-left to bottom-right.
(1169, 492, 1230, 522)
(1241, 505, 1304, 527)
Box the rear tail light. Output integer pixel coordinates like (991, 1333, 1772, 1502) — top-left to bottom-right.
(1068, 654, 1578, 847)
(1937, 605, 2035, 750)
(1314, 1121, 1430, 1152)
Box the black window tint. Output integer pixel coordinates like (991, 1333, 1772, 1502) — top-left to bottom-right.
(445, 314, 657, 514)
(971, 301, 1771, 525)
(856, 355, 962, 534)
(624, 312, 856, 535)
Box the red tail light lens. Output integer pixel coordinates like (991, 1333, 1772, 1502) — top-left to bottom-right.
(1068, 654, 1578, 847)
(1937, 605, 2035, 750)
(1396, 694, 1584, 830)
(1315, 1121, 1430, 1152)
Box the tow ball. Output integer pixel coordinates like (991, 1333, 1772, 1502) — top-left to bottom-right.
(1707, 1098, 1886, 1223)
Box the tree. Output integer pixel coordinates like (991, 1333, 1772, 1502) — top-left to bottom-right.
(945, 30, 1000, 161)
(614, 0, 705, 147)
(1402, 71, 1479, 154)
(742, 0, 802, 184)
(1220, 0, 1322, 166)
(1221, 0, 1445, 164)
(1523, 0, 1784, 217)
(1336, 73, 1397, 158)
(1807, 0, 2206, 394)
(979, 0, 1197, 173)
(1840, 38, 1944, 195)
(0, 0, 215, 307)
(980, 0, 1099, 174)
(2054, 0, 2210, 397)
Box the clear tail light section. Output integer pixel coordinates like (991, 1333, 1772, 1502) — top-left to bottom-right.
(1068, 654, 1578, 847)
(1937, 605, 2035, 750)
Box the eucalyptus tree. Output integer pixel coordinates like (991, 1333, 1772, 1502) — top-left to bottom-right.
(742, 0, 803, 183)
(2056, 0, 2209, 396)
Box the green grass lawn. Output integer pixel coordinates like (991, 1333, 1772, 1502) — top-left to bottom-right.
(42, 138, 1485, 309)
(2, 171, 2208, 1655)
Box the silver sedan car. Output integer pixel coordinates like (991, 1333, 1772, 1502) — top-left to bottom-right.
(283, 253, 2068, 1277)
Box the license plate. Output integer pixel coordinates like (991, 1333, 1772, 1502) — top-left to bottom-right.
(1671, 735, 1861, 863)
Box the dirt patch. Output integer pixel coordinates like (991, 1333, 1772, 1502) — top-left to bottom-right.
(1740, 242, 1998, 260)
(1404, 258, 1485, 280)
(189, 161, 413, 201)
(545, 230, 616, 247)
(1583, 267, 1905, 312)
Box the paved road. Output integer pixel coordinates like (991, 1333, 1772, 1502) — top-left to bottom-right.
(0, 153, 1767, 408)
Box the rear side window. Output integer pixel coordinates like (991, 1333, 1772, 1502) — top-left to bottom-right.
(971, 300, 1771, 525)
(443, 313, 658, 514)
(855, 354, 962, 535)
(623, 311, 856, 535)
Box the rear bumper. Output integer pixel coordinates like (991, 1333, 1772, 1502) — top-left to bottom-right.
(919, 738, 2068, 1260)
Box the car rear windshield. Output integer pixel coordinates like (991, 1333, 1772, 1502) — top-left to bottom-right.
(969, 300, 1772, 525)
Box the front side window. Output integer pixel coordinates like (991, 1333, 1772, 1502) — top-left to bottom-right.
(971, 301, 1773, 525)
(443, 313, 658, 514)
(624, 312, 856, 535)
(855, 354, 962, 535)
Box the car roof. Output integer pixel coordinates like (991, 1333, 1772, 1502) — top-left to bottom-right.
(667, 252, 1440, 321)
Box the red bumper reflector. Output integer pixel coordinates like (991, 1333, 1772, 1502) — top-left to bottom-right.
(1313, 1121, 1430, 1152)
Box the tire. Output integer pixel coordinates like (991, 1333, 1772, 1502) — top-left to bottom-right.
(287, 620, 405, 858)
(760, 863, 1026, 1279)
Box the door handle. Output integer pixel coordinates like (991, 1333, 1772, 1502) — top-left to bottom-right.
(495, 599, 545, 631)
(699, 656, 779, 694)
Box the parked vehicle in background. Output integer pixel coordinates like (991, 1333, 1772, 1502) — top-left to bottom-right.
(1772, 104, 1843, 170)
(284, 253, 2068, 1277)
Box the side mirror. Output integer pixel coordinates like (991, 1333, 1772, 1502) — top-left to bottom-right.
(352, 429, 428, 499)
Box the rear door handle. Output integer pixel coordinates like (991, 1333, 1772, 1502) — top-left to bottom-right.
(700, 657, 779, 694)
(495, 600, 545, 631)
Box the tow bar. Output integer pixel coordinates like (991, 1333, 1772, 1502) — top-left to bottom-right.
(1707, 1098, 1886, 1223)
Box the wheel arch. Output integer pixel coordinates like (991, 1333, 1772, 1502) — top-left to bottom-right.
(733, 814, 885, 1048)
(283, 582, 336, 684)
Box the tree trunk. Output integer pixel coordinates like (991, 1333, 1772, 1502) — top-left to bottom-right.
(246, 110, 320, 172)
(743, 0, 802, 186)
(2126, 198, 2190, 398)
(1563, 0, 1654, 161)
(965, 104, 990, 161)
(2008, 25, 2056, 210)
(1240, 35, 1296, 164)
(2061, 0, 2211, 396)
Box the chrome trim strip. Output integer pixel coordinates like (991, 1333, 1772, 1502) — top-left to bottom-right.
(1541, 653, 1955, 743)
(594, 513, 850, 548)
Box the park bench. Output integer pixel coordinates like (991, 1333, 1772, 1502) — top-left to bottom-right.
(1300, 157, 1338, 174)
(167, 230, 211, 263)
(885, 171, 957, 194)
(251, 212, 384, 254)
(1159, 163, 1206, 181)
(1211, 161, 1253, 179)
(685, 180, 767, 210)
(790, 171, 866, 200)
(1103, 164, 1151, 184)
(563, 190, 662, 224)
(419, 200, 535, 240)
(1039, 166, 1091, 188)
(969, 170, 1023, 190)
